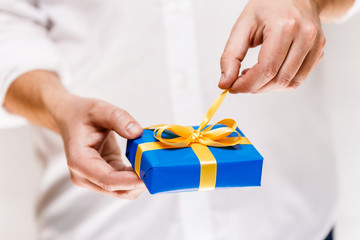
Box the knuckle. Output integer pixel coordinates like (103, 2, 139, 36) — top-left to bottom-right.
(277, 73, 292, 86)
(302, 23, 318, 42)
(99, 178, 113, 192)
(318, 35, 326, 48)
(110, 108, 129, 124)
(288, 80, 302, 89)
(263, 64, 278, 80)
(67, 159, 75, 169)
(66, 154, 80, 171)
(221, 50, 245, 63)
(220, 51, 232, 60)
(100, 183, 113, 192)
(221, 51, 239, 62)
(70, 175, 82, 187)
(66, 150, 81, 171)
(277, 18, 296, 33)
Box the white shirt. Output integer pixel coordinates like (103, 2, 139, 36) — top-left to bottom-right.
(0, 1, 359, 239)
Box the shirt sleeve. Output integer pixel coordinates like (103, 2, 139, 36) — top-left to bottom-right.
(0, 0, 62, 129)
(337, 0, 360, 23)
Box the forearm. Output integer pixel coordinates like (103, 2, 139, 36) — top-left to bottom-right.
(314, 0, 355, 21)
(3, 70, 71, 133)
(3, 71, 145, 198)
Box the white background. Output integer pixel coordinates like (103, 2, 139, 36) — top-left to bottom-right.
(0, 14, 359, 240)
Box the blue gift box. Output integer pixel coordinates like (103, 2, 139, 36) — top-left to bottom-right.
(126, 125, 263, 194)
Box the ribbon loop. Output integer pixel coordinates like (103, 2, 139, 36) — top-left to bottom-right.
(146, 89, 242, 148)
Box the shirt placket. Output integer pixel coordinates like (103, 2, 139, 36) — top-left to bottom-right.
(161, 0, 214, 239)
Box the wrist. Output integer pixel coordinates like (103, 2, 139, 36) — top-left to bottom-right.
(6, 70, 74, 133)
(40, 78, 76, 133)
(32, 71, 70, 133)
(310, 0, 327, 14)
(4, 70, 68, 132)
(291, 0, 324, 17)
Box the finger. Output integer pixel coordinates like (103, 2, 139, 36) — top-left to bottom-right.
(241, 68, 250, 76)
(230, 21, 296, 93)
(100, 134, 132, 171)
(219, 19, 252, 89)
(68, 146, 145, 192)
(89, 102, 142, 139)
(288, 36, 325, 89)
(254, 29, 316, 93)
(99, 131, 121, 160)
(100, 132, 133, 171)
(71, 173, 146, 200)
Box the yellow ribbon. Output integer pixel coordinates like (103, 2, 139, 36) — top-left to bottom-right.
(135, 89, 251, 190)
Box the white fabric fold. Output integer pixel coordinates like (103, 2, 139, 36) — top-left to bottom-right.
(0, 1, 61, 128)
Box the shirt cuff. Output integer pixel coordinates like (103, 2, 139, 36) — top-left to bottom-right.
(0, 36, 62, 129)
(336, 0, 360, 23)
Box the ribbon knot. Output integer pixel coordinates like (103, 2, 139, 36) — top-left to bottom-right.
(191, 132, 200, 143)
(147, 90, 243, 148)
(136, 89, 253, 191)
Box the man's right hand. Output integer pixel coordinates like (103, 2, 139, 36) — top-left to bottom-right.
(4, 70, 146, 199)
(55, 95, 146, 199)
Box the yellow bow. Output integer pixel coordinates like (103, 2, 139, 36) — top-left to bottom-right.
(146, 89, 242, 147)
(136, 89, 250, 190)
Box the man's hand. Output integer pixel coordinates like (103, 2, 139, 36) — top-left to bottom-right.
(4, 70, 146, 199)
(56, 95, 146, 199)
(219, 0, 353, 93)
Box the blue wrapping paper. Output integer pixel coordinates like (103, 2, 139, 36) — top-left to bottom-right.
(126, 125, 263, 194)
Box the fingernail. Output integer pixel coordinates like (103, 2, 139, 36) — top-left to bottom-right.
(126, 123, 142, 136)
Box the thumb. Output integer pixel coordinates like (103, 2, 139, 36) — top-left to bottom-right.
(219, 51, 242, 89)
(91, 101, 143, 139)
(219, 20, 251, 90)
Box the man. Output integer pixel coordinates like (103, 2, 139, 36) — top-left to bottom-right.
(0, 0, 358, 239)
